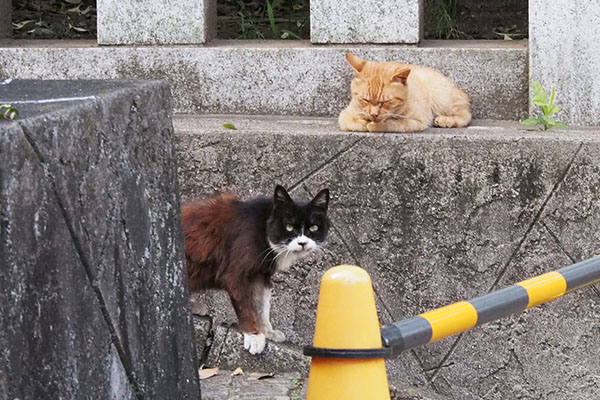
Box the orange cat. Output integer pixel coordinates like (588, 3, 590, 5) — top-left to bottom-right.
(339, 53, 471, 133)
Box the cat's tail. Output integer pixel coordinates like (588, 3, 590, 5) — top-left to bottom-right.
(434, 89, 472, 128)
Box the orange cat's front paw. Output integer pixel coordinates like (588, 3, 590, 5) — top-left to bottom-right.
(338, 109, 370, 132)
(367, 122, 380, 132)
(434, 116, 450, 128)
(340, 118, 369, 132)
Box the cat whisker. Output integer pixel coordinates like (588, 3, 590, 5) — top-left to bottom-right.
(256, 245, 280, 267)
(273, 247, 290, 262)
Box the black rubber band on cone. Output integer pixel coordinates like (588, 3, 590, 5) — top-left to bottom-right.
(303, 345, 391, 359)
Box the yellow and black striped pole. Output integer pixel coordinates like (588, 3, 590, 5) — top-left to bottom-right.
(381, 256, 600, 357)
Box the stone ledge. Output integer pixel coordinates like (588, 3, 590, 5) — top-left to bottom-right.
(176, 114, 600, 400)
(0, 40, 527, 120)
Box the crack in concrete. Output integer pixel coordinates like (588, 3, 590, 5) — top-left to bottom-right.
(478, 349, 514, 382)
(19, 124, 144, 400)
(542, 221, 600, 300)
(196, 315, 214, 366)
(409, 349, 429, 376)
(287, 136, 365, 193)
(426, 142, 584, 387)
(215, 324, 230, 365)
(424, 362, 455, 373)
(197, 140, 222, 149)
(426, 333, 464, 384)
(488, 142, 583, 292)
(541, 221, 577, 264)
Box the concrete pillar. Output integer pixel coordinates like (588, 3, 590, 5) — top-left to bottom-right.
(97, 0, 215, 44)
(310, 0, 422, 44)
(0, 0, 11, 39)
(529, 1, 600, 126)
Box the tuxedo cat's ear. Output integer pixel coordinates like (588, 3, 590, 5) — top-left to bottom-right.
(392, 68, 411, 85)
(346, 53, 367, 73)
(310, 188, 330, 211)
(274, 185, 293, 208)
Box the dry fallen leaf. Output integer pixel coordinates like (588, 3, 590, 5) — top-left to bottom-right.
(231, 367, 244, 376)
(247, 372, 275, 381)
(198, 367, 219, 380)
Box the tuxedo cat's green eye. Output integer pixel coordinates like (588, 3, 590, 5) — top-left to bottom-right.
(309, 225, 319, 232)
(285, 224, 294, 232)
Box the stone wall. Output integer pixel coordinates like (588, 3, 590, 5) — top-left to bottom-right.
(311, 0, 422, 43)
(0, 80, 200, 399)
(530, 0, 600, 125)
(0, 41, 528, 121)
(97, 0, 215, 44)
(176, 115, 600, 400)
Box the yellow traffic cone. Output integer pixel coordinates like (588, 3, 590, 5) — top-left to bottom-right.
(305, 265, 390, 400)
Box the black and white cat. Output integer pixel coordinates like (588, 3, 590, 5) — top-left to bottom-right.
(182, 185, 330, 354)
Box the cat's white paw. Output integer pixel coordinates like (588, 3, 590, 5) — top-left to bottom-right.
(243, 333, 266, 355)
(265, 329, 286, 342)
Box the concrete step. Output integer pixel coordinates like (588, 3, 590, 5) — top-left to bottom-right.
(177, 114, 600, 400)
(199, 368, 449, 400)
(0, 40, 527, 120)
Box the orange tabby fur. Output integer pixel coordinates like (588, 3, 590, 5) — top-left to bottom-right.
(339, 53, 471, 133)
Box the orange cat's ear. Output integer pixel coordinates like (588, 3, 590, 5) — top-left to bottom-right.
(346, 53, 367, 73)
(392, 68, 411, 84)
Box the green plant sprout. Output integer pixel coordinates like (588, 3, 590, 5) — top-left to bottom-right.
(222, 123, 237, 130)
(0, 104, 19, 120)
(521, 80, 566, 131)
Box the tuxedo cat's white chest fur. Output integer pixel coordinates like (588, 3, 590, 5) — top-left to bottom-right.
(270, 234, 317, 272)
(274, 251, 300, 272)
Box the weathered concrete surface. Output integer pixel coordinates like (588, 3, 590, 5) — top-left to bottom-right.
(0, 0, 10, 38)
(311, 0, 422, 44)
(176, 114, 600, 400)
(0, 80, 200, 399)
(97, 0, 215, 44)
(530, 1, 600, 126)
(200, 371, 304, 400)
(199, 370, 449, 400)
(206, 325, 310, 374)
(0, 40, 527, 120)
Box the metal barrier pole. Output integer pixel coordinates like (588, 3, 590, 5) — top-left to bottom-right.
(380, 256, 600, 358)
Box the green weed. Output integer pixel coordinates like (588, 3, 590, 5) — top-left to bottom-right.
(218, 0, 308, 40)
(12, 0, 96, 39)
(521, 81, 566, 131)
(426, 0, 459, 39)
(0, 104, 19, 120)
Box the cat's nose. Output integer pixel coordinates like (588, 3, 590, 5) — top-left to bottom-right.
(297, 240, 308, 248)
(369, 106, 380, 118)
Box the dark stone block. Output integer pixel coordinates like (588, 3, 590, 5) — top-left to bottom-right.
(0, 80, 200, 399)
(0, 0, 10, 39)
